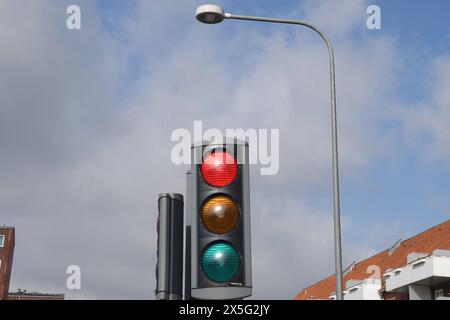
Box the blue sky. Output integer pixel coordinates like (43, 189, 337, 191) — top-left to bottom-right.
(341, 0, 450, 241)
(181, 0, 450, 244)
(98, 0, 450, 285)
(1, 0, 450, 299)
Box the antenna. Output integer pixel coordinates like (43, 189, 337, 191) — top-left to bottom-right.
(343, 261, 356, 276)
(388, 239, 402, 255)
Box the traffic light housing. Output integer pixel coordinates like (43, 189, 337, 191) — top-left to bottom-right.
(155, 193, 184, 300)
(190, 138, 252, 299)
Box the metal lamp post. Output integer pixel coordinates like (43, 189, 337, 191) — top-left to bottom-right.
(195, 4, 344, 300)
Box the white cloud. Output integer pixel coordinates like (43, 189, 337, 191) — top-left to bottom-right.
(398, 55, 450, 159)
(301, 0, 368, 38)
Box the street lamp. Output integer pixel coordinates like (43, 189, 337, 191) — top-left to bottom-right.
(195, 4, 344, 300)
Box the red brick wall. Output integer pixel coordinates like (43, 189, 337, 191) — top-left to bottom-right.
(0, 227, 15, 300)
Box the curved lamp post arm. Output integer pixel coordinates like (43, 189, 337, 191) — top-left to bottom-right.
(226, 13, 343, 300)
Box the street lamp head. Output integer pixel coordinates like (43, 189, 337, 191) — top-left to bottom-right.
(196, 4, 226, 24)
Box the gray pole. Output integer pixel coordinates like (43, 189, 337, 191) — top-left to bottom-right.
(184, 170, 192, 300)
(225, 14, 344, 300)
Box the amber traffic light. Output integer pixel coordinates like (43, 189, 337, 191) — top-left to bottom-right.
(201, 195, 240, 234)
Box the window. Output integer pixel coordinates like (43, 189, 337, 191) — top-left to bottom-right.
(435, 288, 444, 299)
(0, 235, 5, 247)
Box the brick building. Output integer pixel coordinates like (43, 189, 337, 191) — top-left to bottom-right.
(0, 226, 15, 300)
(1, 226, 64, 300)
(295, 219, 450, 300)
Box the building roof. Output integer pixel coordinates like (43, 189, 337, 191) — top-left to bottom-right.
(7, 290, 64, 300)
(295, 219, 450, 300)
(0, 225, 15, 230)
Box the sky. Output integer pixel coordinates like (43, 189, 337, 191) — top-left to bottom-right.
(1, 0, 450, 299)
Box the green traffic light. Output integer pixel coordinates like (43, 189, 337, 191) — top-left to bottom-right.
(201, 242, 240, 283)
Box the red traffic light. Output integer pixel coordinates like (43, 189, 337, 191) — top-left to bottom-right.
(201, 150, 238, 187)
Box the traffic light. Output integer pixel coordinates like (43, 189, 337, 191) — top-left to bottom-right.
(155, 193, 184, 300)
(189, 138, 252, 299)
